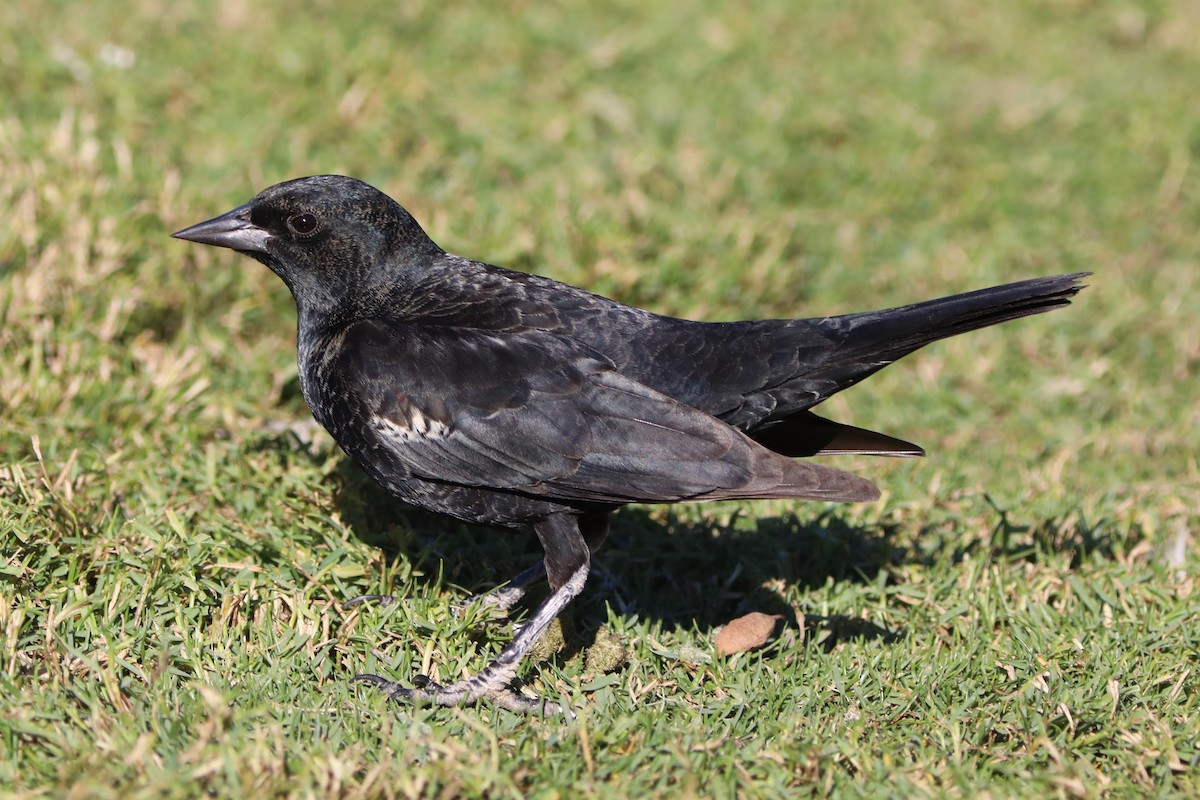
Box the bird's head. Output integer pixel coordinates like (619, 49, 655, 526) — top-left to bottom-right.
(172, 175, 442, 322)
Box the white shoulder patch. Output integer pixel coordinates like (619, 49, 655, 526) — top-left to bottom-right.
(371, 408, 451, 445)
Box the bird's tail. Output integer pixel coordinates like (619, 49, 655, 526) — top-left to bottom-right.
(808, 272, 1089, 399)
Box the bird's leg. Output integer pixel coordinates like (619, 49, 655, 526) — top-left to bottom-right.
(356, 562, 587, 714)
(343, 593, 396, 609)
(571, 511, 626, 603)
(580, 511, 610, 553)
(349, 566, 545, 617)
(465, 511, 608, 614)
(462, 559, 547, 616)
(356, 512, 591, 715)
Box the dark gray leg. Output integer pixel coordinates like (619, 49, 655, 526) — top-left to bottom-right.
(467, 511, 610, 614)
(355, 512, 592, 715)
(580, 512, 610, 554)
(466, 559, 547, 615)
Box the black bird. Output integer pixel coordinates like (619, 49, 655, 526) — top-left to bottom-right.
(173, 175, 1086, 714)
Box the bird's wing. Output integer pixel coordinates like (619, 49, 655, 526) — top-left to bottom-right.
(323, 320, 877, 505)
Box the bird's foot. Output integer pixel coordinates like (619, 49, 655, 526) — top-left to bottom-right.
(353, 672, 566, 716)
(355, 555, 589, 717)
(343, 594, 397, 609)
(457, 584, 528, 616)
(456, 559, 548, 617)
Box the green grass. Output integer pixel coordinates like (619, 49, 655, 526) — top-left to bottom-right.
(2, 0, 1198, 796)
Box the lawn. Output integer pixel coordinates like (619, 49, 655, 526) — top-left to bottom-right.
(1, 0, 1197, 797)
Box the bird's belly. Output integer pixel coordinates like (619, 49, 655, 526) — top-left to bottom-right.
(331, 430, 577, 529)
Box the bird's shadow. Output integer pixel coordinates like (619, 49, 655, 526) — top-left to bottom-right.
(325, 457, 906, 650)
(255, 430, 1113, 659)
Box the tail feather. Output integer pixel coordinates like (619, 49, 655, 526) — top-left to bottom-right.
(752, 410, 925, 458)
(804, 272, 1089, 401)
(842, 272, 1088, 367)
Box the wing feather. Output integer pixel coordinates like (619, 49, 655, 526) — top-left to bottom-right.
(324, 320, 877, 505)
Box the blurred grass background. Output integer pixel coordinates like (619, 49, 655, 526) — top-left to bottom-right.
(1, 0, 1197, 797)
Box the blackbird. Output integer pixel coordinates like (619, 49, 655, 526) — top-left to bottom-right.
(173, 175, 1086, 714)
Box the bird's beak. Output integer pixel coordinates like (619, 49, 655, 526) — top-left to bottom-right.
(171, 203, 270, 253)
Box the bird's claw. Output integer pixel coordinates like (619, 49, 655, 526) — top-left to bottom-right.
(353, 671, 570, 717)
(343, 594, 396, 609)
(456, 584, 529, 618)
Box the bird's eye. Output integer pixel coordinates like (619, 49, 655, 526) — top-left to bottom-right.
(288, 213, 319, 235)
